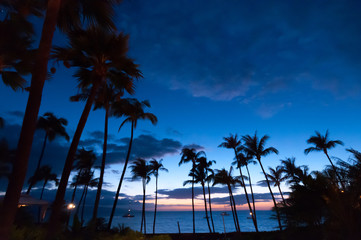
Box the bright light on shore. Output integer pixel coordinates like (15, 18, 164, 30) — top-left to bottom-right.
(67, 203, 76, 210)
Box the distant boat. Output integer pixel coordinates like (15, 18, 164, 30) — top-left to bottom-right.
(221, 212, 230, 216)
(122, 209, 134, 218)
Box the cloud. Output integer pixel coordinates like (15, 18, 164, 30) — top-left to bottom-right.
(166, 128, 182, 137)
(6, 111, 24, 119)
(157, 186, 235, 199)
(106, 134, 182, 165)
(183, 144, 204, 151)
(212, 192, 281, 205)
(119, 0, 361, 114)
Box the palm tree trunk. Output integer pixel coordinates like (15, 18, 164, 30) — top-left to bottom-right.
(207, 181, 215, 233)
(258, 159, 282, 231)
(245, 165, 257, 228)
(47, 80, 101, 238)
(92, 104, 109, 221)
(142, 179, 146, 234)
(238, 167, 258, 232)
(152, 175, 158, 234)
(75, 186, 86, 217)
(40, 180, 47, 200)
(228, 188, 238, 232)
(201, 183, 212, 233)
(27, 133, 48, 195)
(81, 185, 88, 226)
(107, 121, 134, 230)
(325, 151, 346, 191)
(229, 186, 240, 232)
(192, 170, 195, 234)
(277, 184, 285, 203)
(0, 1, 61, 238)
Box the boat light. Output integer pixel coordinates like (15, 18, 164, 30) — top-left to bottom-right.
(67, 203, 76, 210)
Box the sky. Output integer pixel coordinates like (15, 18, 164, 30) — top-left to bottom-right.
(1, 0, 361, 212)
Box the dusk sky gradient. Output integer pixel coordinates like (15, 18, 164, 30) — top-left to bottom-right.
(1, 0, 361, 211)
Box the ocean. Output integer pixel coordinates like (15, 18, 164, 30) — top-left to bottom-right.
(77, 207, 279, 233)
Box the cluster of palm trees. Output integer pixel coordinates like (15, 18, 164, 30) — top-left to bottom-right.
(178, 130, 349, 234)
(0, 1, 160, 239)
(128, 158, 168, 234)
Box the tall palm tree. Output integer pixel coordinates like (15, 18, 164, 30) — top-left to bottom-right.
(266, 166, 287, 203)
(149, 158, 168, 234)
(0, 118, 3, 128)
(198, 157, 216, 233)
(49, 28, 141, 232)
(219, 134, 258, 232)
(234, 150, 258, 229)
(108, 99, 157, 229)
(26, 112, 69, 194)
(130, 158, 151, 234)
(242, 132, 283, 231)
(304, 130, 345, 190)
(179, 147, 205, 234)
(0, 2, 121, 237)
(184, 161, 212, 233)
(72, 84, 128, 222)
(212, 167, 242, 233)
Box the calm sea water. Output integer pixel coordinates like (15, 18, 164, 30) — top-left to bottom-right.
(77, 207, 278, 233)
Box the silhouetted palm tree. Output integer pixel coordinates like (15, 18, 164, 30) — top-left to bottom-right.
(34, 165, 58, 200)
(266, 166, 287, 203)
(0, 118, 3, 128)
(234, 150, 258, 228)
(26, 112, 69, 194)
(130, 158, 151, 234)
(0, 4, 35, 91)
(108, 99, 157, 229)
(149, 158, 168, 234)
(50, 28, 141, 231)
(179, 147, 205, 234)
(213, 167, 241, 232)
(280, 157, 304, 186)
(1, 1, 122, 236)
(198, 157, 216, 233)
(90, 84, 128, 221)
(304, 130, 345, 190)
(242, 132, 282, 231)
(219, 134, 258, 232)
(184, 160, 212, 233)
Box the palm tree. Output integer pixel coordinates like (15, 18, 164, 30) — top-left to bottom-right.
(219, 134, 258, 232)
(280, 157, 304, 186)
(266, 166, 287, 203)
(35, 165, 58, 200)
(149, 158, 168, 234)
(130, 158, 151, 234)
(198, 157, 216, 233)
(212, 167, 242, 233)
(0, 117, 3, 128)
(49, 28, 141, 232)
(0, 4, 35, 91)
(234, 150, 258, 229)
(184, 160, 212, 233)
(179, 147, 205, 234)
(1, 1, 121, 237)
(89, 84, 129, 221)
(108, 99, 157, 229)
(26, 112, 69, 194)
(242, 132, 283, 231)
(304, 130, 345, 191)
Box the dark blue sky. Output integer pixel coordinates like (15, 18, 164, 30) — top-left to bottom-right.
(1, 0, 361, 210)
